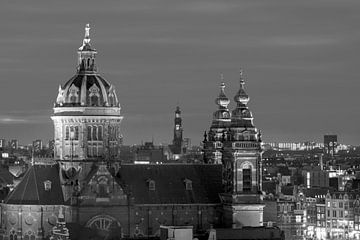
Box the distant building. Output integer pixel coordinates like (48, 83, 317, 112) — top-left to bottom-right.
(169, 106, 184, 160)
(134, 142, 167, 163)
(324, 135, 337, 157)
(9, 139, 18, 149)
(33, 139, 43, 153)
(0, 139, 6, 149)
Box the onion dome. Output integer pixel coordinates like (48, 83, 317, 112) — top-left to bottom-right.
(54, 24, 120, 112)
(215, 75, 230, 108)
(231, 69, 254, 128)
(234, 69, 249, 104)
(211, 75, 231, 129)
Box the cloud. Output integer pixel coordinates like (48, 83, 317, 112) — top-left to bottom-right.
(261, 35, 341, 47)
(0, 117, 28, 124)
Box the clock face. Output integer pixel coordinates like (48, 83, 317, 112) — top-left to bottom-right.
(175, 125, 180, 130)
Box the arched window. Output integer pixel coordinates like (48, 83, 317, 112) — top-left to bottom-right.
(243, 166, 252, 192)
(87, 58, 91, 69)
(75, 126, 79, 140)
(98, 126, 103, 141)
(70, 126, 75, 140)
(65, 126, 70, 140)
(92, 126, 98, 141)
(89, 84, 100, 106)
(88, 126, 92, 141)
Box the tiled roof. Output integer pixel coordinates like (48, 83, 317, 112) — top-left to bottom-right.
(5, 164, 64, 205)
(116, 164, 223, 204)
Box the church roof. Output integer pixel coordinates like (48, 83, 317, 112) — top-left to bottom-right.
(116, 164, 223, 205)
(5, 164, 64, 205)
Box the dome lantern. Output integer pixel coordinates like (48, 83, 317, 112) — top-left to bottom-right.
(77, 23, 97, 73)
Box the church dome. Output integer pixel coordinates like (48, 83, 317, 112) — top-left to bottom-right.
(54, 24, 120, 109)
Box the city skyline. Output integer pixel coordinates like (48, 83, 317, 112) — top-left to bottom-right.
(1, 1, 360, 145)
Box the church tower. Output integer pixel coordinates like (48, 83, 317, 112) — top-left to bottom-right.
(203, 75, 231, 164)
(203, 70, 264, 228)
(51, 24, 123, 201)
(172, 106, 183, 155)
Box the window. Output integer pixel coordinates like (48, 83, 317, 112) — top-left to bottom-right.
(242, 168, 252, 192)
(148, 180, 155, 191)
(339, 202, 343, 208)
(74, 126, 79, 140)
(44, 180, 52, 191)
(65, 126, 70, 140)
(340, 211, 343, 218)
(333, 210, 336, 218)
(87, 126, 92, 140)
(184, 179, 192, 190)
(98, 126, 103, 140)
(327, 210, 330, 218)
(92, 126, 97, 141)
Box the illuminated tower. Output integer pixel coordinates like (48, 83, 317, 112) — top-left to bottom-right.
(220, 69, 264, 228)
(172, 106, 183, 155)
(203, 75, 231, 164)
(51, 24, 123, 200)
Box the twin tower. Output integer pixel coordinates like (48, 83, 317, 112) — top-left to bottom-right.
(203, 72, 264, 227)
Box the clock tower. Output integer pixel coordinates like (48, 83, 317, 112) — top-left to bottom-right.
(172, 106, 183, 155)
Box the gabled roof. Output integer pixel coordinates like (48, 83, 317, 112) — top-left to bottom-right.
(116, 164, 223, 204)
(5, 164, 64, 205)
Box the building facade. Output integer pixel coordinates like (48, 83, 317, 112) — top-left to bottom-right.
(0, 25, 283, 240)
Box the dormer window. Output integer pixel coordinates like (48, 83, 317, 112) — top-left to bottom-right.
(148, 179, 155, 191)
(44, 180, 52, 191)
(184, 179, 192, 191)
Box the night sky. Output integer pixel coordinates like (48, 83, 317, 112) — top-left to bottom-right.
(1, 0, 360, 146)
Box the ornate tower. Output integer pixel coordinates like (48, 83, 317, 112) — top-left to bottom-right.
(51, 24, 123, 200)
(172, 106, 183, 155)
(203, 70, 264, 228)
(220, 70, 264, 228)
(203, 75, 231, 164)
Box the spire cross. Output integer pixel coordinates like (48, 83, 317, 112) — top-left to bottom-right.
(239, 68, 245, 87)
(220, 73, 225, 92)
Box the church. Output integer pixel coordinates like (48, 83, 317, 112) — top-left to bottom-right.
(0, 25, 282, 240)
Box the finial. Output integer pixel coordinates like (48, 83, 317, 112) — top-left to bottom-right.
(84, 23, 91, 45)
(239, 68, 245, 87)
(220, 82, 225, 92)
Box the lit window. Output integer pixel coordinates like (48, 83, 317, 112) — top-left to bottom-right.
(44, 180, 52, 191)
